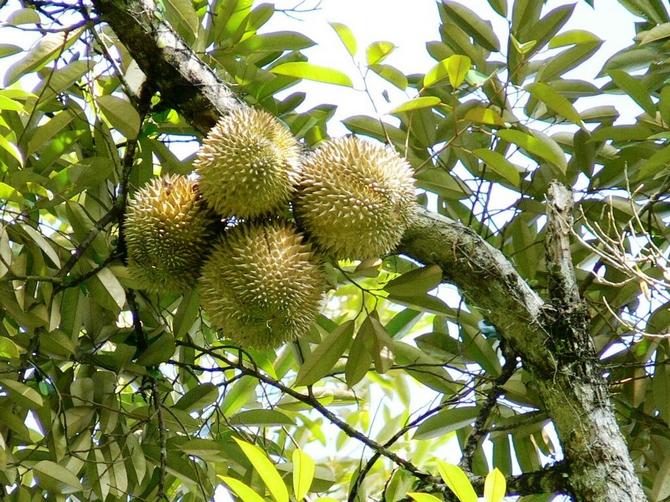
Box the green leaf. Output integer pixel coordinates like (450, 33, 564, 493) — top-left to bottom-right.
(174, 382, 218, 412)
(4, 28, 84, 85)
(220, 476, 265, 502)
(497, 129, 566, 173)
(136, 332, 175, 366)
(637, 22, 670, 44)
(236, 31, 315, 53)
(0, 379, 43, 409)
(0, 95, 23, 111)
(163, 0, 199, 37)
(549, 29, 601, 48)
(609, 70, 656, 116)
(345, 321, 373, 387)
(366, 41, 395, 65)
(33, 460, 83, 494)
(442, 2, 500, 52)
(20, 224, 61, 267)
(448, 55, 471, 89)
(229, 409, 294, 426)
(526, 82, 584, 126)
(271, 62, 352, 87)
(486, 0, 507, 17)
(0, 182, 22, 202)
(473, 149, 521, 186)
(407, 494, 443, 502)
(385, 265, 442, 296)
(413, 406, 479, 440)
(233, 438, 289, 502)
(510, 35, 536, 55)
(387, 293, 451, 316)
(369, 64, 408, 90)
(6, 8, 41, 25)
(484, 468, 506, 502)
(295, 320, 355, 386)
(329, 22, 357, 57)
(0, 337, 19, 359)
(436, 461, 477, 502)
(97, 95, 141, 139)
(635, 145, 670, 180)
(391, 96, 440, 114)
(0, 135, 24, 166)
(424, 55, 471, 89)
(292, 449, 315, 500)
(463, 107, 505, 126)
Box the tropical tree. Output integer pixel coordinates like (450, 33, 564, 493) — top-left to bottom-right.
(0, 0, 668, 501)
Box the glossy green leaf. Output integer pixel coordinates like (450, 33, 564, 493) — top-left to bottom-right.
(391, 96, 440, 114)
(442, 2, 500, 52)
(236, 31, 315, 53)
(366, 41, 395, 65)
(370, 63, 408, 90)
(233, 438, 289, 502)
(463, 107, 505, 126)
(609, 70, 655, 116)
(484, 468, 506, 502)
(4, 28, 84, 85)
(436, 461, 477, 502)
(295, 321, 355, 386)
(97, 95, 141, 139)
(229, 409, 294, 426)
(526, 82, 584, 126)
(385, 265, 442, 296)
(473, 149, 521, 186)
(136, 332, 175, 366)
(497, 129, 567, 173)
(33, 460, 82, 494)
(549, 29, 601, 48)
(163, 0, 199, 37)
(330, 22, 357, 56)
(220, 476, 265, 502)
(0, 379, 43, 409)
(271, 62, 352, 86)
(413, 406, 479, 440)
(345, 321, 373, 387)
(407, 494, 443, 502)
(486, 0, 507, 17)
(292, 448, 315, 500)
(0, 135, 23, 166)
(6, 8, 41, 26)
(174, 383, 218, 412)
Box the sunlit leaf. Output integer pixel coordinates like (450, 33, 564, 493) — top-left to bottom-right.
(233, 438, 289, 502)
(330, 22, 357, 56)
(271, 62, 352, 86)
(436, 461, 477, 502)
(484, 468, 506, 502)
(292, 448, 315, 500)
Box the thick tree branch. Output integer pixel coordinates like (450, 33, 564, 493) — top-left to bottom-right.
(91, 0, 240, 135)
(90, 3, 646, 500)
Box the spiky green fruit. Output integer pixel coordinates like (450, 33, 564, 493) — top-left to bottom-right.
(199, 222, 324, 349)
(294, 136, 416, 260)
(195, 107, 300, 218)
(125, 174, 215, 292)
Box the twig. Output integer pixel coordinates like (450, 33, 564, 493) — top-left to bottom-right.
(458, 353, 518, 472)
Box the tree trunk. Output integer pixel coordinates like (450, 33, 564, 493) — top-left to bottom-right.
(90, 1, 647, 500)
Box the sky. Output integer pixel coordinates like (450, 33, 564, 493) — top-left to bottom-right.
(0, 1, 645, 500)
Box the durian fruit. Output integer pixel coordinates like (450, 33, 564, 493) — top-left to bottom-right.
(194, 107, 300, 218)
(199, 221, 324, 349)
(294, 136, 416, 260)
(125, 174, 216, 293)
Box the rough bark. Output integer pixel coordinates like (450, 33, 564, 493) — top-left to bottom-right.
(90, 2, 647, 500)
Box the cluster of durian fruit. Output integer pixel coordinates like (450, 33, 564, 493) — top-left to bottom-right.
(124, 107, 416, 349)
